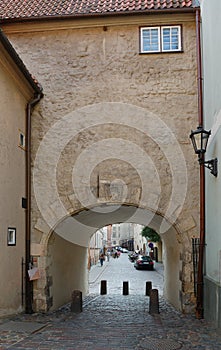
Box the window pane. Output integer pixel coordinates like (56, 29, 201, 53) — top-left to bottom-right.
(162, 26, 180, 51)
(164, 42, 170, 51)
(163, 28, 170, 35)
(142, 28, 159, 52)
(172, 28, 179, 35)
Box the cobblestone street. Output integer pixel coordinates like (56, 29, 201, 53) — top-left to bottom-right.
(0, 254, 221, 349)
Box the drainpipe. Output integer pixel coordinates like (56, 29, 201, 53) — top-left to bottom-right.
(25, 93, 43, 314)
(195, 8, 205, 320)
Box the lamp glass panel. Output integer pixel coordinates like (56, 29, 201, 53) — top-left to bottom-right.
(194, 132, 202, 153)
(190, 135, 197, 153)
(201, 131, 210, 152)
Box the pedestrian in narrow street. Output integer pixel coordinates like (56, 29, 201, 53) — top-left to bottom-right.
(107, 250, 111, 262)
(99, 252, 105, 266)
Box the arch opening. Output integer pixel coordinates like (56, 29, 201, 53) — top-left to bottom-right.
(44, 205, 181, 312)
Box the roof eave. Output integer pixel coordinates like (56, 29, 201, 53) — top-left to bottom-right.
(0, 7, 199, 25)
(0, 28, 43, 96)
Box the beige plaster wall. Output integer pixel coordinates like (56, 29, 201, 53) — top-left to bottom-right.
(162, 229, 181, 310)
(0, 53, 30, 315)
(2, 13, 200, 312)
(41, 233, 88, 311)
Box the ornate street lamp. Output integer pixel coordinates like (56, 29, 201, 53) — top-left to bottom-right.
(190, 125, 218, 319)
(190, 126, 218, 177)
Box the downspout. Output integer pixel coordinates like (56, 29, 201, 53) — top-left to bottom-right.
(25, 93, 43, 314)
(195, 7, 205, 320)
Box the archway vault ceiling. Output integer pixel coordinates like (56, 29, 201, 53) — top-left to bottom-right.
(54, 204, 177, 247)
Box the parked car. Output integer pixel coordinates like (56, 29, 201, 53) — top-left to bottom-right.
(115, 246, 122, 252)
(121, 248, 129, 253)
(134, 255, 154, 270)
(128, 252, 139, 262)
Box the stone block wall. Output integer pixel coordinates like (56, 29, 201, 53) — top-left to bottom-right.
(3, 13, 200, 311)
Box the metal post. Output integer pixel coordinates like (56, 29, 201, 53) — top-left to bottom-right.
(145, 281, 152, 296)
(149, 289, 159, 314)
(21, 257, 24, 307)
(100, 280, 107, 295)
(123, 281, 129, 295)
(196, 160, 205, 319)
(71, 290, 82, 313)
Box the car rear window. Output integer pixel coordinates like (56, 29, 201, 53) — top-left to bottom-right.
(141, 256, 152, 261)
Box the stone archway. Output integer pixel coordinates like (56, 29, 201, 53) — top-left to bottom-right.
(30, 101, 199, 313)
(2, 17, 199, 314)
(32, 204, 195, 313)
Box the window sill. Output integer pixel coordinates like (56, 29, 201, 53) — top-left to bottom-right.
(139, 50, 184, 55)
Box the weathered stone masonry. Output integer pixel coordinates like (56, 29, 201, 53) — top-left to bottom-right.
(3, 13, 199, 312)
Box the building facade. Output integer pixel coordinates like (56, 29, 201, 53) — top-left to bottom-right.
(201, 0, 221, 328)
(0, 30, 42, 316)
(89, 227, 106, 266)
(0, 1, 200, 314)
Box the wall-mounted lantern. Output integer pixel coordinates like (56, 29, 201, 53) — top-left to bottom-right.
(190, 126, 218, 177)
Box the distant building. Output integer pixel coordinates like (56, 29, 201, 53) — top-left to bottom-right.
(110, 223, 144, 252)
(89, 227, 107, 266)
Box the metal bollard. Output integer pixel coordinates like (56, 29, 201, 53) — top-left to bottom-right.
(100, 280, 107, 295)
(145, 281, 152, 296)
(149, 289, 159, 314)
(123, 281, 129, 295)
(71, 290, 82, 313)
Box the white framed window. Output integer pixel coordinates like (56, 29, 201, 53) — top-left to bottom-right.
(140, 25, 182, 53)
(140, 27, 160, 53)
(19, 130, 26, 149)
(161, 26, 181, 52)
(7, 227, 16, 246)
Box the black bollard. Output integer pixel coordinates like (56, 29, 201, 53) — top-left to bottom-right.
(145, 281, 152, 296)
(123, 281, 129, 295)
(149, 289, 159, 314)
(71, 290, 82, 313)
(100, 280, 107, 295)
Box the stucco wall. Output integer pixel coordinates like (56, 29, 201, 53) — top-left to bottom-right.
(204, 276, 221, 328)
(2, 13, 200, 312)
(0, 55, 27, 315)
(201, 0, 221, 284)
(44, 233, 88, 311)
(201, 0, 221, 327)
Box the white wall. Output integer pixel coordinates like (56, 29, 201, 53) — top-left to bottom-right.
(201, 0, 221, 284)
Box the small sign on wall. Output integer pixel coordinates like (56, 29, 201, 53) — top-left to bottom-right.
(7, 227, 16, 246)
(28, 267, 40, 281)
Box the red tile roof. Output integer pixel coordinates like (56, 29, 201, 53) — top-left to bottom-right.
(0, 1, 198, 21)
(0, 29, 43, 94)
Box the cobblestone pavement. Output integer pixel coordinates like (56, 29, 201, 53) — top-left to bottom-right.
(0, 255, 221, 349)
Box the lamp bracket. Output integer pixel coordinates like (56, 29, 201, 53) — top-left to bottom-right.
(199, 157, 218, 177)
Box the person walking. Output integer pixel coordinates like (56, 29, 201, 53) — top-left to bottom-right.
(99, 252, 105, 266)
(107, 250, 111, 262)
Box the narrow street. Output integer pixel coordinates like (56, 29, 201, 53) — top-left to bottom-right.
(0, 253, 221, 349)
(89, 252, 164, 295)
